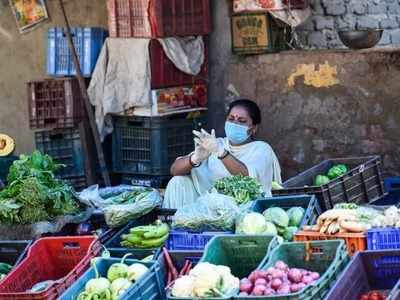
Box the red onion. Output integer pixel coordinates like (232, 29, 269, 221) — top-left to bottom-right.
(271, 278, 283, 290)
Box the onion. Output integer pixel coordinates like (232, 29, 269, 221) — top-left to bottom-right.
(310, 272, 320, 281)
(298, 283, 306, 290)
(266, 267, 275, 275)
(252, 285, 266, 296)
(255, 278, 268, 286)
(271, 278, 283, 290)
(264, 288, 275, 296)
(271, 269, 285, 279)
(275, 260, 288, 271)
(302, 275, 313, 285)
(248, 272, 257, 283)
(239, 292, 249, 296)
(290, 283, 301, 293)
(288, 268, 302, 283)
(277, 284, 291, 295)
(240, 279, 253, 293)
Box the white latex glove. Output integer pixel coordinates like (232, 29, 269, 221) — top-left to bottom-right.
(193, 129, 225, 157)
(190, 139, 211, 165)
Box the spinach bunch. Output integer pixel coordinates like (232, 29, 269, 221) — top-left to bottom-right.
(213, 175, 262, 205)
(0, 151, 79, 224)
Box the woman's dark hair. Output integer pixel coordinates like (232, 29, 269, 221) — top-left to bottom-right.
(227, 99, 261, 125)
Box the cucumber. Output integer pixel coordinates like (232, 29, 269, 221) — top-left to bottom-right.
(143, 223, 169, 239)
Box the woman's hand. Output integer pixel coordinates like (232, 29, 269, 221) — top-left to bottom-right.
(193, 129, 225, 157)
(191, 141, 211, 165)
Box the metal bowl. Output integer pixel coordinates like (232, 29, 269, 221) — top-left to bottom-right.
(338, 29, 384, 49)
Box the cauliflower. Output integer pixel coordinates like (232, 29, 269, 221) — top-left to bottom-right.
(215, 265, 240, 293)
(171, 275, 195, 298)
(189, 263, 223, 297)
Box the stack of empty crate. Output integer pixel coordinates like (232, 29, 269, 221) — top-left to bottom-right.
(107, 0, 211, 188)
(28, 27, 107, 190)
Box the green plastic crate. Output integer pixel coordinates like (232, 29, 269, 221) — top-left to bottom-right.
(166, 235, 278, 300)
(234, 240, 349, 300)
(200, 235, 279, 279)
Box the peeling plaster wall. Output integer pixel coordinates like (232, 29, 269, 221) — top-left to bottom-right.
(0, 0, 107, 154)
(209, 0, 400, 179)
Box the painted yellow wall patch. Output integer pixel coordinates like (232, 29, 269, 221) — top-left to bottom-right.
(288, 62, 339, 88)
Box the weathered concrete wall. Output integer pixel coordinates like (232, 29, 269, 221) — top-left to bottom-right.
(209, 0, 400, 179)
(0, 0, 107, 154)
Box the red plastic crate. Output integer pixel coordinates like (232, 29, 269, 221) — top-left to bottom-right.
(107, 0, 211, 38)
(0, 236, 101, 300)
(150, 39, 208, 89)
(28, 78, 85, 130)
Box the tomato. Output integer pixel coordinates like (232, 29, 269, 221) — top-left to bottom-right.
(359, 294, 369, 300)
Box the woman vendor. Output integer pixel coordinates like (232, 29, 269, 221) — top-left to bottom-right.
(163, 99, 281, 209)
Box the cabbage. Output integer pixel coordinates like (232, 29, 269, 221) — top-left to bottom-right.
(263, 208, 289, 228)
(282, 226, 298, 241)
(327, 164, 348, 179)
(314, 175, 330, 186)
(287, 207, 305, 227)
(264, 221, 278, 235)
(236, 212, 267, 234)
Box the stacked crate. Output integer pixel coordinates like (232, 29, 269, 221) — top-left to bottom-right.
(107, 0, 211, 188)
(28, 27, 107, 190)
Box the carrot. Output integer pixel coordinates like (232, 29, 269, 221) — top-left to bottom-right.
(184, 262, 193, 275)
(163, 247, 179, 279)
(179, 260, 190, 276)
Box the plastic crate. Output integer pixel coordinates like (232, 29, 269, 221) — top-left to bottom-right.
(294, 231, 366, 257)
(107, 0, 211, 38)
(27, 78, 84, 130)
(0, 236, 101, 300)
(199, 235, 279, 279)
(35, 127, 85, 179)
(273, 156, 385, 211)
(150, 39, 208, 89)
(112, 113, 205, 176)
(233, 240, 349, 300)
(367, 227, 400, 250)
(157, 250, 203, 289)
(0, 156, 17, 183)
(167, 230, 232, 251)
(59, 258, 164, 300)
(251, 194, 321, 229)
(0, 241, 32, 268)
(325, 250, 400, 300)
(47, 27, 107, 77)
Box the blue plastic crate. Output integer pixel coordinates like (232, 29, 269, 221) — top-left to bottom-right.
(167, 230, 231, 251)
(47, 27, 107, 77)
(251, 194, 322, 229)
(325, 250, 400, 300)
(59, 258, 164, 300)
(367, 228, 400, 250)
(385, 177, 400, 193)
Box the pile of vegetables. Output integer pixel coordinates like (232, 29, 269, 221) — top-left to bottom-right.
(77, 255, 149, 300)
(314, 164, 348, 186)
(120, 221, 169, 249)
(0, 263, 12, 281)
(303, 203, 400, 235)
(0, 151, 79, 224)
(236, 206, 305, 242)
(170, 262, 239, 298)
(359, 291, 387, 300)
(102, 188, 153, 205)
(214, 175, 262, 205)
(239, 261, 320, 296)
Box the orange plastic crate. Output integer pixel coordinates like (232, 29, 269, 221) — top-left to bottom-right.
(0, 236, 101, 300)
(294, 230, 366, 257)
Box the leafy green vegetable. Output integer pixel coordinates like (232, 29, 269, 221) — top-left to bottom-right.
(0, 151, 79, 224)
(314, 175, 330, 186)
(327, 164, 348, 179)
(263, 207, 289, 228)
(213, 175, 262, 205)
(282, 226, 298, 241)
(287, 207, 305, 227)
(236, 212, 268, 234)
